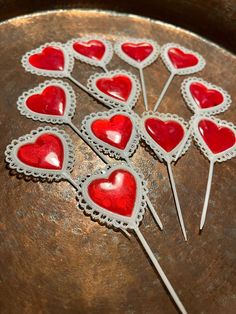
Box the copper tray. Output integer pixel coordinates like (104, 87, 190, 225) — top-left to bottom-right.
(0, 8, 236, 314)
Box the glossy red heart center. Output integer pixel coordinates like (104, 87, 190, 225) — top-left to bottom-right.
(17, 134, 64, 170)
(145, 118, 184, 152)
(121, 42, 154, 62)
(168, 48, 198, 69)
(190, 82, 224, 109)
(73, 40, 105, 61)
(88, 169, 137, 217)
(96, 75, 132, 102)
(91, 114, 133, 150)
(29, 46, 65, 71)
(198, 120, 236, 154)
(26, 86, 66, 116)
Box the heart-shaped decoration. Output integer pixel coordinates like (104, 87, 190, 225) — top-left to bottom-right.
(138, 112, 190, 162)
(87, 70, 140, 109)
(161, 43, 205, 75)
(192, 117, 236, 162)
(77, 163, 146, 229)
(88, 168, 136, 217)
(96, 75, 132, 102)
(81, 108, 140, 158)
(17, 133, 64, 170)
(22, 42, 74, 77)
(17, 80, 76, 124)
(68, 37, 113, 67)
(145, 118, 184, 152)
(5, 126, 74, 181)
(181, 77, 231, 115)
(91, 115, 132, 149)
(115, 38, 159, 68)
(26, 86, 66, 116)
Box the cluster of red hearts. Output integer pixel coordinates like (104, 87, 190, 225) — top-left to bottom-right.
(4, 37, 236, 314)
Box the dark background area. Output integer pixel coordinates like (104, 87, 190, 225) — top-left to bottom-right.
(0, 0, 236, 54)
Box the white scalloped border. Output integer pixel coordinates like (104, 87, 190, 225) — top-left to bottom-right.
(76, 162, 147, 230)
(87, 69, 141, 109)
(81, 108, 140, 159)
(5, 126, 75, 181)
(181, 77, 231, 115)
(161, 43, 206, 75)
(17, 80, 76, 124)
(67, 35, 113, 68)
(21, 42, 74, 78)
(191, 115, 236, 163)
(114, 38, 160, 69)
(136, 111, 191, 163)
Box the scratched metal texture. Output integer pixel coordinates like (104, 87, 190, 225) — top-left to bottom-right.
(0, 10, 235, 314)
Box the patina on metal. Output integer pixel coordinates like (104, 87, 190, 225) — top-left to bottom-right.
(0, 9, 235, 314)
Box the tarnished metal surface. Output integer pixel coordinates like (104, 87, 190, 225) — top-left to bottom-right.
(0, 0, 236, 53)
(0, 10, 236, 314)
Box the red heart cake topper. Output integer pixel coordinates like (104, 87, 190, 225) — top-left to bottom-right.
(192, 116, 236, 162)
(87, 70, 141, 109)
(181, 77, 231, 115)
(17, 133, 64, 170)
(145, 118, 184, 153)
(191, 116, 236, 231)
(91, 115, 132, 150)
(81, 108, 140, 159)
(17, 80, 76, 124)
(122, 43, 153, 61)
(167, 48, 198, 69)
(88, 169, 137, 217)
(5, 126, 75, 181)
(161, 43, 205, 75)
(77, 163, 147, 229)
(22, 42, 74, 77)
(96, 75, 132, 101)
(115, 38, 160, 69)
(29, 47, 65, 71)
(67, 36, 113, 69)
(73, 40, 105, 60)
(137, 112, 190, 240)
(26, 86, 66, 116)
(139, 112, 191, 162)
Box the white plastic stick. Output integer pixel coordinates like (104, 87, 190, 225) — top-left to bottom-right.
(67, 74, 90, 94)
(167, 161, 187, 241)
(145, 196, 163, 230)
(64, 173, 78, 190)
(67, 120, 109, 164)
(200, 160, 215, 230)
(134, 227, 187, 314)
(153, 72, 175, 112)
(102, 65, 109, 73)
(139, 68, 148, 111)
(124, 155, 163, 230)
(175, 126, 192, 162)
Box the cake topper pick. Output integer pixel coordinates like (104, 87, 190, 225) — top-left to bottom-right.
(153, 43, 205, 111)
(191, 116, 236, 230)
(77, 162, 187, 314)
(175, 77, 231, 161)
(81, 107, 163, 230)
(138, 112, 192, 240)
(86, 69, 141, 109)
(67, 36, 113, 72)
(17, 79, 108, 164)
(115, 38, 160, 111)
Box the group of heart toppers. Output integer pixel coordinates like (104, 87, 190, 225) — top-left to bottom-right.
(5, 36, 235, 314)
